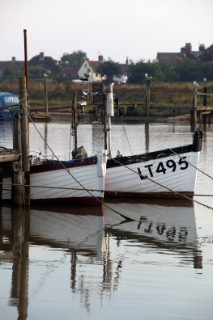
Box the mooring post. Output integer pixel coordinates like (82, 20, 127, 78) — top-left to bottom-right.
(191, 82, 198, 130)
(145, 75, 151, 119)
(203, 84, 207, 126)
(44, 74, 48, 113)
(72, 92, 78, 156)
(13, 98, 23, 206)
(19, 76, 30, 206)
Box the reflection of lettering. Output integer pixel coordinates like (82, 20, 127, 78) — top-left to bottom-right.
(137, 157, 189, 180)
(137, 216, 147, 230)
(166, 227, 176, 241)
(144, 223, 153, 234)
(156, 224, 166, 235)
(179, 227, 188, 242)
(136, 220, 188, 243)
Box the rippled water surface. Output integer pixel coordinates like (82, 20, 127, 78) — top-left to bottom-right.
(0, 120, 213, 320)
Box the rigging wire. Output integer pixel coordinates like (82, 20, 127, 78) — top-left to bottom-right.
(169, 147, 213, 181)
(121, 120, 133, 155)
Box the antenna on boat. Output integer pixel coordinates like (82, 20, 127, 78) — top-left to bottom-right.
(106, 83, 114, 158)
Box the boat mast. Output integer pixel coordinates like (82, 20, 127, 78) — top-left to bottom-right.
(106, 83, 114, 158)
(71, 92, 78, 158)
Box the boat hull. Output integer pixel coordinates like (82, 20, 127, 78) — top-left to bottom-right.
(106, 132, 202, 199)
(2, 151, 106, 207)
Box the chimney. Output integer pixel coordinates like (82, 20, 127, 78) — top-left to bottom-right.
(199, 44, 205, 52)
(39, 52, 44, 61)
(126, 57, 129, 65)
(180, 47, 185, 54)
(12, 57, 16, 62)
(185, 43, 192, 54)
(98, 55, 103, 62)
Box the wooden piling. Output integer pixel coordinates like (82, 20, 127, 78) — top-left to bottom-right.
(191, 83, 198, 131)
(44, 74, 48, 113)
(203, 86, 207, 126)
(13, 99, 23, 206)
(19, 76, 30, 206)
(145, 78, 150, 119)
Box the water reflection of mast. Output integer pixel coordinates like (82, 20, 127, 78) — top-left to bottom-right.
(71, 249, 77, 291)
(0, 207, 2, 246)
(10, 207, 30, 320)
(102, 232, 121, 294)
(44, 122, 48, 158)
(145, 120, 149, 153)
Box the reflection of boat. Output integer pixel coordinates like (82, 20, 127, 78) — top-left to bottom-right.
(103, 200, 201, 262)
(29, 206, 104, 256)
(1, 206, 104, 256)
(2, 150, 107, 206)
(0, 205, 104, 318)
(105, 85, 203, 199)
(0, 201, 202, 319)
(101, 199, 202, 294)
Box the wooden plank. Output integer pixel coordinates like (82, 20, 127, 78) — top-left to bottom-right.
(0, 150, 19, 163)
(197, 106, 213, 111)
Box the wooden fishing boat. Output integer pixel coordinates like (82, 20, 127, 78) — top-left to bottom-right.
(104, 84, 203, 200)
(1, 149, 106, 206)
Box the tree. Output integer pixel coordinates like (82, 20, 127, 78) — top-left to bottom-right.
(60, 50, 87, 67)
(200, 44, 213, 62)
(28, 66, 49, 80)
(128, 61, 164, 84)
(174, 60, 201, 82)
(2, 68, 16, 81)
(96, 60, 122, 83)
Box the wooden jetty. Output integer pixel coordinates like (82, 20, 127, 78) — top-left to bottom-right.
(0, 76, 30, 207)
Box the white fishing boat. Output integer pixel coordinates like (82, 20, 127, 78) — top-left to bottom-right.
(30, 149, 106, 206)
(1, 149, 106, 206)
(105, 84, 203, 200)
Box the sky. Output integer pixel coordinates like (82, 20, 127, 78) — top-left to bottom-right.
(1, 0, 213, 63)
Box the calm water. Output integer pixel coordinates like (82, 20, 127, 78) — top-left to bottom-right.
(0, 120, 213, 320)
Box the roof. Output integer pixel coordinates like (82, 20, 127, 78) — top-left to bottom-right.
(87, 60, 101, 72)
(61, 66, 79, 78)
(157, 46, 203, 65)
(29, 54, 58, 71)
(0, 60, 24, 73)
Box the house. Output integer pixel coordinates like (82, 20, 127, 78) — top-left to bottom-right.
(113, 57, 130, 84)
(156, 43, 205, 65)
(0, 57, 24, 79)
(28, 52, 58, 75)
(78, 55, 104, 83)
(61, 66, 79, 79)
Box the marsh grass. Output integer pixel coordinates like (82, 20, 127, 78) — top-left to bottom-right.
(1, 81, 213, 117)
